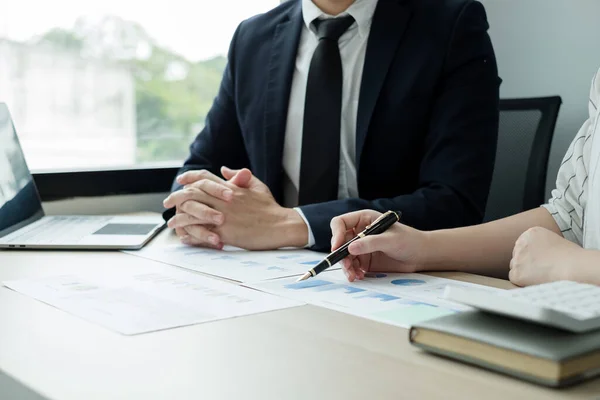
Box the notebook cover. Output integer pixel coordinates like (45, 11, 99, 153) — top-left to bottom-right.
(411, 311, 600, 361)
(409, 311, 600, 387)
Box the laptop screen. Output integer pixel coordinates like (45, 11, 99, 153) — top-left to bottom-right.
(0, 104, 44, 238)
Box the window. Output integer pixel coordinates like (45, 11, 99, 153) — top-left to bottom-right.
(0, 0, 279, 172)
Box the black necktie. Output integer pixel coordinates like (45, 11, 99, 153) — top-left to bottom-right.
(298, 16, 355, 206)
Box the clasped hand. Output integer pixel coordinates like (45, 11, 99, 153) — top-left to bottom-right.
(163, 167, 305, 250)
(163, 167, 282, 249)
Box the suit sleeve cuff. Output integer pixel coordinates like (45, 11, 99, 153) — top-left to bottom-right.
(294, 207, 315, 248)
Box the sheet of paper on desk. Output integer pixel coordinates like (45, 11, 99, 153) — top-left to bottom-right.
(3, 269, 302, 335)
(249, 271, 502, 329)
(123, 244, 334, 283)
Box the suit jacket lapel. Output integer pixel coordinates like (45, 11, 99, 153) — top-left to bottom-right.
(356, 0, 411, 169)
(263, 2, 303, 202)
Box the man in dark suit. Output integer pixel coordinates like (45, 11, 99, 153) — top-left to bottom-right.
(163, 0, 501, 252)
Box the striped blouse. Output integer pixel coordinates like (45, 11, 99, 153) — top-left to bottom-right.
(542, 68, 600, 249)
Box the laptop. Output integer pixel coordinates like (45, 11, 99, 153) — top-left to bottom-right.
(0, 103, 165, 250)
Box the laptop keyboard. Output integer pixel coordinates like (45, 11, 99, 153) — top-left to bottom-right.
(6, 216, 112, 245)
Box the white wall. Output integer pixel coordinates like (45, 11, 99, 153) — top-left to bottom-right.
(480, 0, 600, 197)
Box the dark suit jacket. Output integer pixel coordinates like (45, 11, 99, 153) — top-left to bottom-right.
(167, 0, 501, 251)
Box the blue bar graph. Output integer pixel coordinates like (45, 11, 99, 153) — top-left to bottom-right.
(277, 255, 303, 260)
(285, 280, 333, 290)
(356, 293, 400, 302)
(390, 279, 426, 286)
(312, 284, 366, 294)
(211, 255, 237, 261)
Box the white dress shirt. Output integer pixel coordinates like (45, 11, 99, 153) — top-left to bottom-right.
(283, 0, 378, 246)
(542, 68, 600, 249)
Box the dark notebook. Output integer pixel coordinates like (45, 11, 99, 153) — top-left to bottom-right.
(409, 311, 600, 387)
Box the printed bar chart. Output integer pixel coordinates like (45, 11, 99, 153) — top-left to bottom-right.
(124, 245, 333, 283)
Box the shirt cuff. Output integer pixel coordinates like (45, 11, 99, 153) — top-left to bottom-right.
(294, 207, 315, 248)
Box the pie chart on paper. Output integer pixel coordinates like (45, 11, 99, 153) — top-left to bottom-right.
(390, 279, 426, 286)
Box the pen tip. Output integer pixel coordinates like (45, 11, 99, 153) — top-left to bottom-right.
(296, 272, 311, 282)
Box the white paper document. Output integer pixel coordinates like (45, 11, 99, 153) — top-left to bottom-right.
(4, 269, 302, 335)
(124, 245, 332, 283)
(250, 270, 502, 329)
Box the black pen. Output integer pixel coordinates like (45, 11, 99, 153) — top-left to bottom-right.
(296, 210, 401, 282)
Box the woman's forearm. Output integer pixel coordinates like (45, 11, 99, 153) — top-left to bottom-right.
(570, 250, 600, 285)
(421, 207, 561, 278)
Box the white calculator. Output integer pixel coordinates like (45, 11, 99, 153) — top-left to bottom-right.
(443, 281, 600, 333)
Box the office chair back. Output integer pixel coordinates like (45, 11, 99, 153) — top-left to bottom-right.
(484, 96, 562, 222)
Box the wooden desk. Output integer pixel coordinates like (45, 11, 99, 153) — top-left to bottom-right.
(0, 227, 598, 400)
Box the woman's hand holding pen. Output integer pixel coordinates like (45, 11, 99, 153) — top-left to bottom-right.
(330, 210, 428, 282)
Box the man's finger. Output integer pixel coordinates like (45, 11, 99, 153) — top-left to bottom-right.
(221, 166, 253, 187)
(181, 234, 224, 250)
(220, 166, 238, 180)
(178, 201, 224, 225)
(164, 186, 218, 209)
(168, 212, 206, 229)
(186, 179, 233, 202)
(175, 227, 187, 239)
(176, 169, 225, 186)
(182, 225, 222, 247)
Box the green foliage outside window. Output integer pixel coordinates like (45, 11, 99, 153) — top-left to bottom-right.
(36, 16, 226, 164)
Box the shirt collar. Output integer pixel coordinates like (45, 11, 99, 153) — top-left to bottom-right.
(301, 0, 378, 39)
